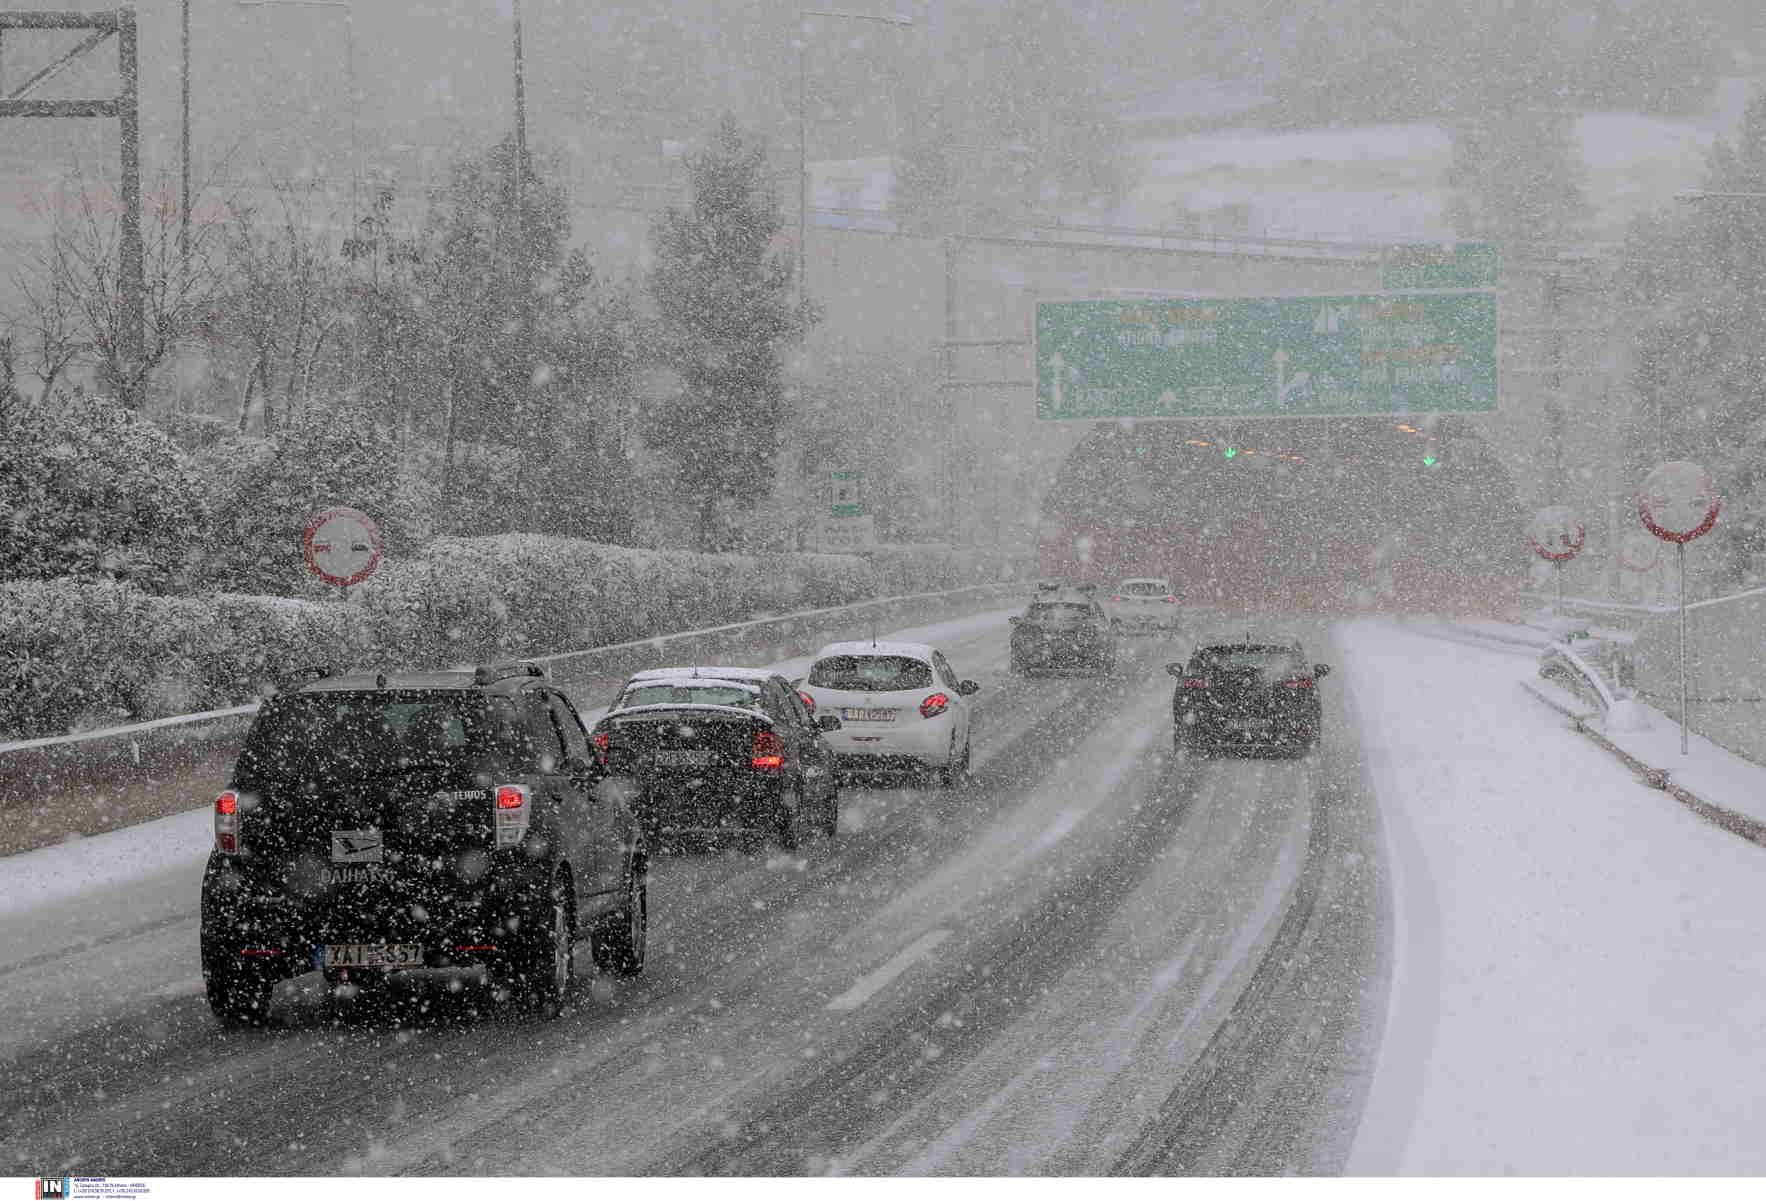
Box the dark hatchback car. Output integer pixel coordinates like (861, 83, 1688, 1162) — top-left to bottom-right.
(1009, 585, 1117, 676)
(199, 663, 648, 1028)
(1169, 638, 1330, 757)
(590, 667, 841, 851)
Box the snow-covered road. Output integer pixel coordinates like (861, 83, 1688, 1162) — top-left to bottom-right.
(3, 610, 1764, 1175)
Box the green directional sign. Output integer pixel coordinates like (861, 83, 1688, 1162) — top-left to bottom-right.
(829, 469, 863, 518)
(1380, 241, 1500, 290)
(1033, 293, 1498, 421)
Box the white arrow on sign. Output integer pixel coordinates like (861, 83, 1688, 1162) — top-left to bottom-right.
(1272, 348, 1310, 408)
(1046, 352, 1066, 411)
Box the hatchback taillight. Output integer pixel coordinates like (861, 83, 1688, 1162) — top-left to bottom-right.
(919, 692, 950, 719)
(797, 690, 816, 715)
(494, 783, 530, 847)
(1182, 678, 1209, 689)
(1282, 678, 1316, 689)
(214, 790, 240, 854)
(751, 729, 785, 770)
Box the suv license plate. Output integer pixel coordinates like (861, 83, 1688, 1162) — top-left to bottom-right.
(1228, 718, 1273, 730)
(321, 944, 423, 969)
(654, 749, 713, 766)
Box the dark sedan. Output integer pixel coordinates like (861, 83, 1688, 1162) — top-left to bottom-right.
(1169, 638, 1329, 757)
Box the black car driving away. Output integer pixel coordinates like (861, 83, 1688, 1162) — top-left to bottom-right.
(199, 662, 648, 1028)
(1009, 583, 1117, 676)
(590, 666, 842, 851)
(1169, 636, 1330, 757)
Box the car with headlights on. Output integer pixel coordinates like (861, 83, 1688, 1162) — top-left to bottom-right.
(794, 641, 979, 787)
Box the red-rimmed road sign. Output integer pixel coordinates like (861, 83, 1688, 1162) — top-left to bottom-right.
(1527, 508, 1585, 562)
(302, 506, 383, 587)
(1638, 460, 1721, 544)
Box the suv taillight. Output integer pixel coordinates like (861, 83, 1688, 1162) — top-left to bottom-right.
(494, 783, 531, 847)
(797, 690, 816, 714)
(1182, 678, 1209, 689)
(919, 692, 950, 719)
(591, 729, 610, 764)
(1282, 678, 1315, 689)
(214, 790, 240, 854)
(751, 729, 785, 770)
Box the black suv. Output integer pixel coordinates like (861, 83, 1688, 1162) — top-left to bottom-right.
(1168, 636, 1329, 758)
(1009, 584, 1117, 676)
(199, 663, 647, 1028)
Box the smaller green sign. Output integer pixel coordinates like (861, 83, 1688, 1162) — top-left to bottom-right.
(830, 470, 863, 518)
(1381, 242, 1499, 291)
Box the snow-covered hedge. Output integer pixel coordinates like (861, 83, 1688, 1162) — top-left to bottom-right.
(1, 539, 1032, 740)
(0, 582, 367, 739)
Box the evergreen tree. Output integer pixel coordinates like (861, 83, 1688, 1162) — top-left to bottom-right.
(647, 115, 815, 551)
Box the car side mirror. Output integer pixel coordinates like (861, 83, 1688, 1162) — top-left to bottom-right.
(1008, 616, 1021, 627)
(1313, 663, 1331, 679)
(1165, 663, 1185, 677)
(957, 680, 980, 696)
(816, 714, 842, 732)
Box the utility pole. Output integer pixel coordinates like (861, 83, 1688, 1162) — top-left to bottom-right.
(181, 0, 191, 260)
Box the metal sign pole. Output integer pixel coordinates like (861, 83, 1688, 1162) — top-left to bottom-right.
(1678, 540, 1689, 755)
(1554, 559, 1563, 621)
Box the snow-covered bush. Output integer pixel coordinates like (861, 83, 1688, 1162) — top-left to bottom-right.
(0, 581, 369, 740)
(0, 392, 208, 593)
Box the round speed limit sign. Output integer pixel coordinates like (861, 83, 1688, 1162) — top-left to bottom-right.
(302, 506, 384, 587)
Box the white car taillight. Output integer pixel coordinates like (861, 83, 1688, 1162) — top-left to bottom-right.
(215, 790, 240, 854)
(494, 783, 531, 848)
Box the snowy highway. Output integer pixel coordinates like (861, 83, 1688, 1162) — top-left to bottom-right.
(5, 608, 1766, 1176)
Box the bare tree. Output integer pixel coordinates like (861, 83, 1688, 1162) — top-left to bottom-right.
(2, 164, 229, 409)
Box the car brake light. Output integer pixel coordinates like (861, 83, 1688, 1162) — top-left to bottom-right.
(919, 692, 950, 719)
(797, 690, 816, 714)
(494, 783, 530, 847)
(1110, 595, 1123, 602)
(751, 729, 785, 770)
(1283, 678, 1315, 689)
(1182, 679, 1209, 689)
(1162, 595, 1178, 604)
(590, 729, 610, 763)
(214, 790, 240, 854)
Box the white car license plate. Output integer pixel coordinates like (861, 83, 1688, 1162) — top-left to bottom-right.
(322, 943, 423, 969)
(654, 749, 713, 766)
(842, 708, 897, 722)
(1228, 718, 1273, 730)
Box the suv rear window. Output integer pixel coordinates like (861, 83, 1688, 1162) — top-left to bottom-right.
(237, 691, 512, 778)
(808, 655, 933, 691)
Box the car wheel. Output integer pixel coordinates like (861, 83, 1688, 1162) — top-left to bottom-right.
(775, 784, 805, 851)
(590, 857, 647, 977)
(939, 733, 971, 789)
(201, 938, 280, 1029)
(512, 872, 574, 1019)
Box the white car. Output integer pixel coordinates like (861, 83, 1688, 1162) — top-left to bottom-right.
(794, 640, 980, 787)
(1107, 577, 1182, 633)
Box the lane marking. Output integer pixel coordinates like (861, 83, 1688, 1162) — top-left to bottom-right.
(826, 929, 952, 1011)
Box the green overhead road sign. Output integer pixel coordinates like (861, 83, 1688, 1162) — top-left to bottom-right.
(1033, 293, 1498, 421)
(1380, 241, 1500, 290)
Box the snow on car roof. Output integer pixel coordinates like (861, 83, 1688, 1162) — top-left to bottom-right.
(607, 702, 773, 723)
(1119, 577, 1171, 586)
(626, 666, 772, 686)
(813, 640, 936, 663)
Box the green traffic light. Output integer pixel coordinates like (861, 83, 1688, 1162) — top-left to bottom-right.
(1222, 446, 1238, 459)
(1422, 456, 1439, 467)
